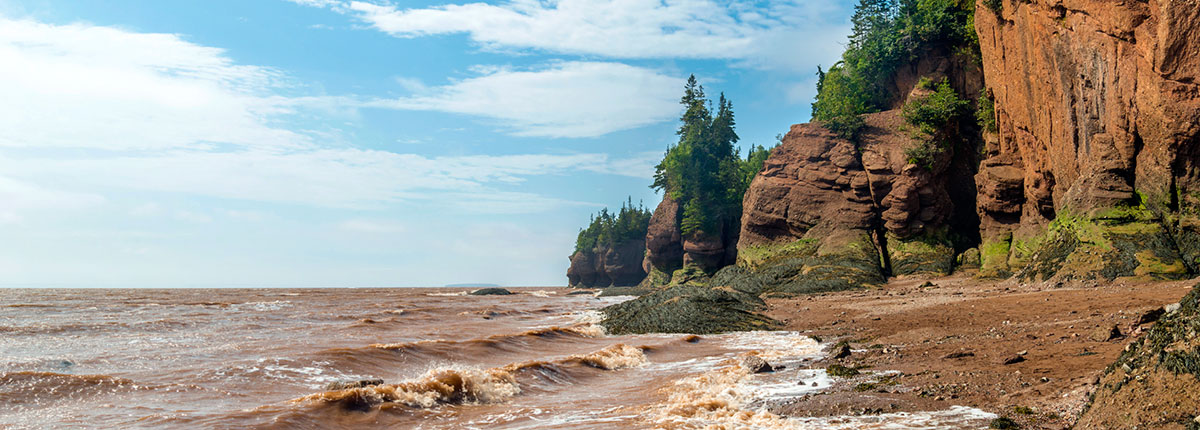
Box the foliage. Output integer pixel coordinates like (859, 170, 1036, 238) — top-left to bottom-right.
(812, 0, 978, 136)
(976, 89, 997, 132)
(983, 0, 1003, 14)
(738, 144, 774, 195)
(902, 78, 969, 134)
(903, 140, 945, 169)
(573, 198, 652, 254)
(653, 75, 773, 236)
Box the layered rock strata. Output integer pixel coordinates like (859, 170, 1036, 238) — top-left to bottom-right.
(641, 194, 739, 285)
(973, 0, 1199, 281)
(566, 239, 647, 288)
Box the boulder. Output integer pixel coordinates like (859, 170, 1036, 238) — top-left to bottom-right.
(469, 288, 513, 296)
(740, 355, 774, 374)
(600, 285, 778, 335)
(1089, 324, 1123, 342)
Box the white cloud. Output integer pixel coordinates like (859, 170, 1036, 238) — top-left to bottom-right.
(0, 150, 651, 211)
(0, 17, 308, 152)
(372, 62, 680, 138)
(325, 0, 849, 70)
(0, 17, 665, 218)
(0, 176, 105, 223)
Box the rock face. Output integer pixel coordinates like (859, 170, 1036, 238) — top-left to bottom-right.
(974, 0, 1200, 281)
(1077, 284, 1200, 429)
(642, 194, 739, 285)
(736, 100, 979, 291)
(567, 238, 647, 288)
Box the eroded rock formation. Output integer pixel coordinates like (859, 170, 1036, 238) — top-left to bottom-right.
(567, 239, 647, 288)
(974, 0, 1200, 281)
(642, 194, 739, 285)
(736, 65, 984, 291)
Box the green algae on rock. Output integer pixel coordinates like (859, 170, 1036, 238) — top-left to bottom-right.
(1076, 285, 1200, 429)
(599, 285, 779, 335)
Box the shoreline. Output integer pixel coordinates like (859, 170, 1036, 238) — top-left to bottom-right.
(753, 274, 1196, 428)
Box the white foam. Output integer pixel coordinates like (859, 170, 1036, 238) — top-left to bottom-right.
(720, 331, 823, 360)
(426, 291, 468, 297)
(788, 406, 998, 429)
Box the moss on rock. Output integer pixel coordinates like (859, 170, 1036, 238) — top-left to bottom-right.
(734, 230, 885, 296)
(979, 233, 1013, 278)
(599, 285, 779, 335)
(887, 229, 956, 276)
(1015, 207, 1189, 282)
(1076, 285, 1200, 429)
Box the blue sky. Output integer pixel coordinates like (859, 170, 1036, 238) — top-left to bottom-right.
(0, 0, 853, 287)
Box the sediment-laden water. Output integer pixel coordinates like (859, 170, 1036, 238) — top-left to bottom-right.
(0, 288, 995, 429)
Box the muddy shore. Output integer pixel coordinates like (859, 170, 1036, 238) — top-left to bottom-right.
(759, 274, 1197, 429)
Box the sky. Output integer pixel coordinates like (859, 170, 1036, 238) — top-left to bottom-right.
(0, 0, 854, 287)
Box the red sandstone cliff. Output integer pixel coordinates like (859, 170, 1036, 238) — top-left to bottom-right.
(973, 0, 1200, 281)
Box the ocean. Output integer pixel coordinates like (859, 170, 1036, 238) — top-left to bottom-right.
(1, 288, 996, 429)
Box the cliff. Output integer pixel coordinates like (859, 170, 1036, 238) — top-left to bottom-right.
(974, 0, 1200, 282)
(641, 194, 739, 285)
(735, 48, 985, 293)
(567, 238, 647, 288)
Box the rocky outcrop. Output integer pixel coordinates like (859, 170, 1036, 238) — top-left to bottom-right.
(567, 239, 647, 288)
(643, 195, 684, 276)
(641, 194, 739, 285)
(600, 283, 778, 334)
(974, 0, 1200, 282)
(1077, 284, 1200, 429)
(736, 95, 980, 291)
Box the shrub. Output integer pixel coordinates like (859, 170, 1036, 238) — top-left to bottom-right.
(825, 114, 867, 140)
(902, 78, 968, 134)
(813, 0, 978, 126)
(976, 89, 997, 132)
(983, 0, 1003, 14)
(904, 139, 945, 169)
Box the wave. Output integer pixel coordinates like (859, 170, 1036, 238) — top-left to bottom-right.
(293, 343, 647, 412)
(0, 318, 194, 336)
(425, 291, 468, 297)
(306, 325, 607, 378)
(0, 371, 141, 406)
(368, 325, 604, 353)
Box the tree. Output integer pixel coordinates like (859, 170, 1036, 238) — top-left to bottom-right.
(652, 76, 760, 236)
(573, 199, 652, 254)
(813, 0, 978, 140)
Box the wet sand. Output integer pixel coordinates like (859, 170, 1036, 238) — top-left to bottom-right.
(763, 274, 1197, 429)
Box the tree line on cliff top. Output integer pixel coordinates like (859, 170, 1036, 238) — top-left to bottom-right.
(652, 75, 771, 236)
(572, 76, 774, 255)
(812, 0, 978, 139)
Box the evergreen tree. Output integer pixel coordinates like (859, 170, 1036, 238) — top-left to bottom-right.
(573, 199, 652, 254)
(651, 76, 765, 236)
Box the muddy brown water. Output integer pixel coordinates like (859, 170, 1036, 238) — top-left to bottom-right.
(1, 288, 996, 429)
